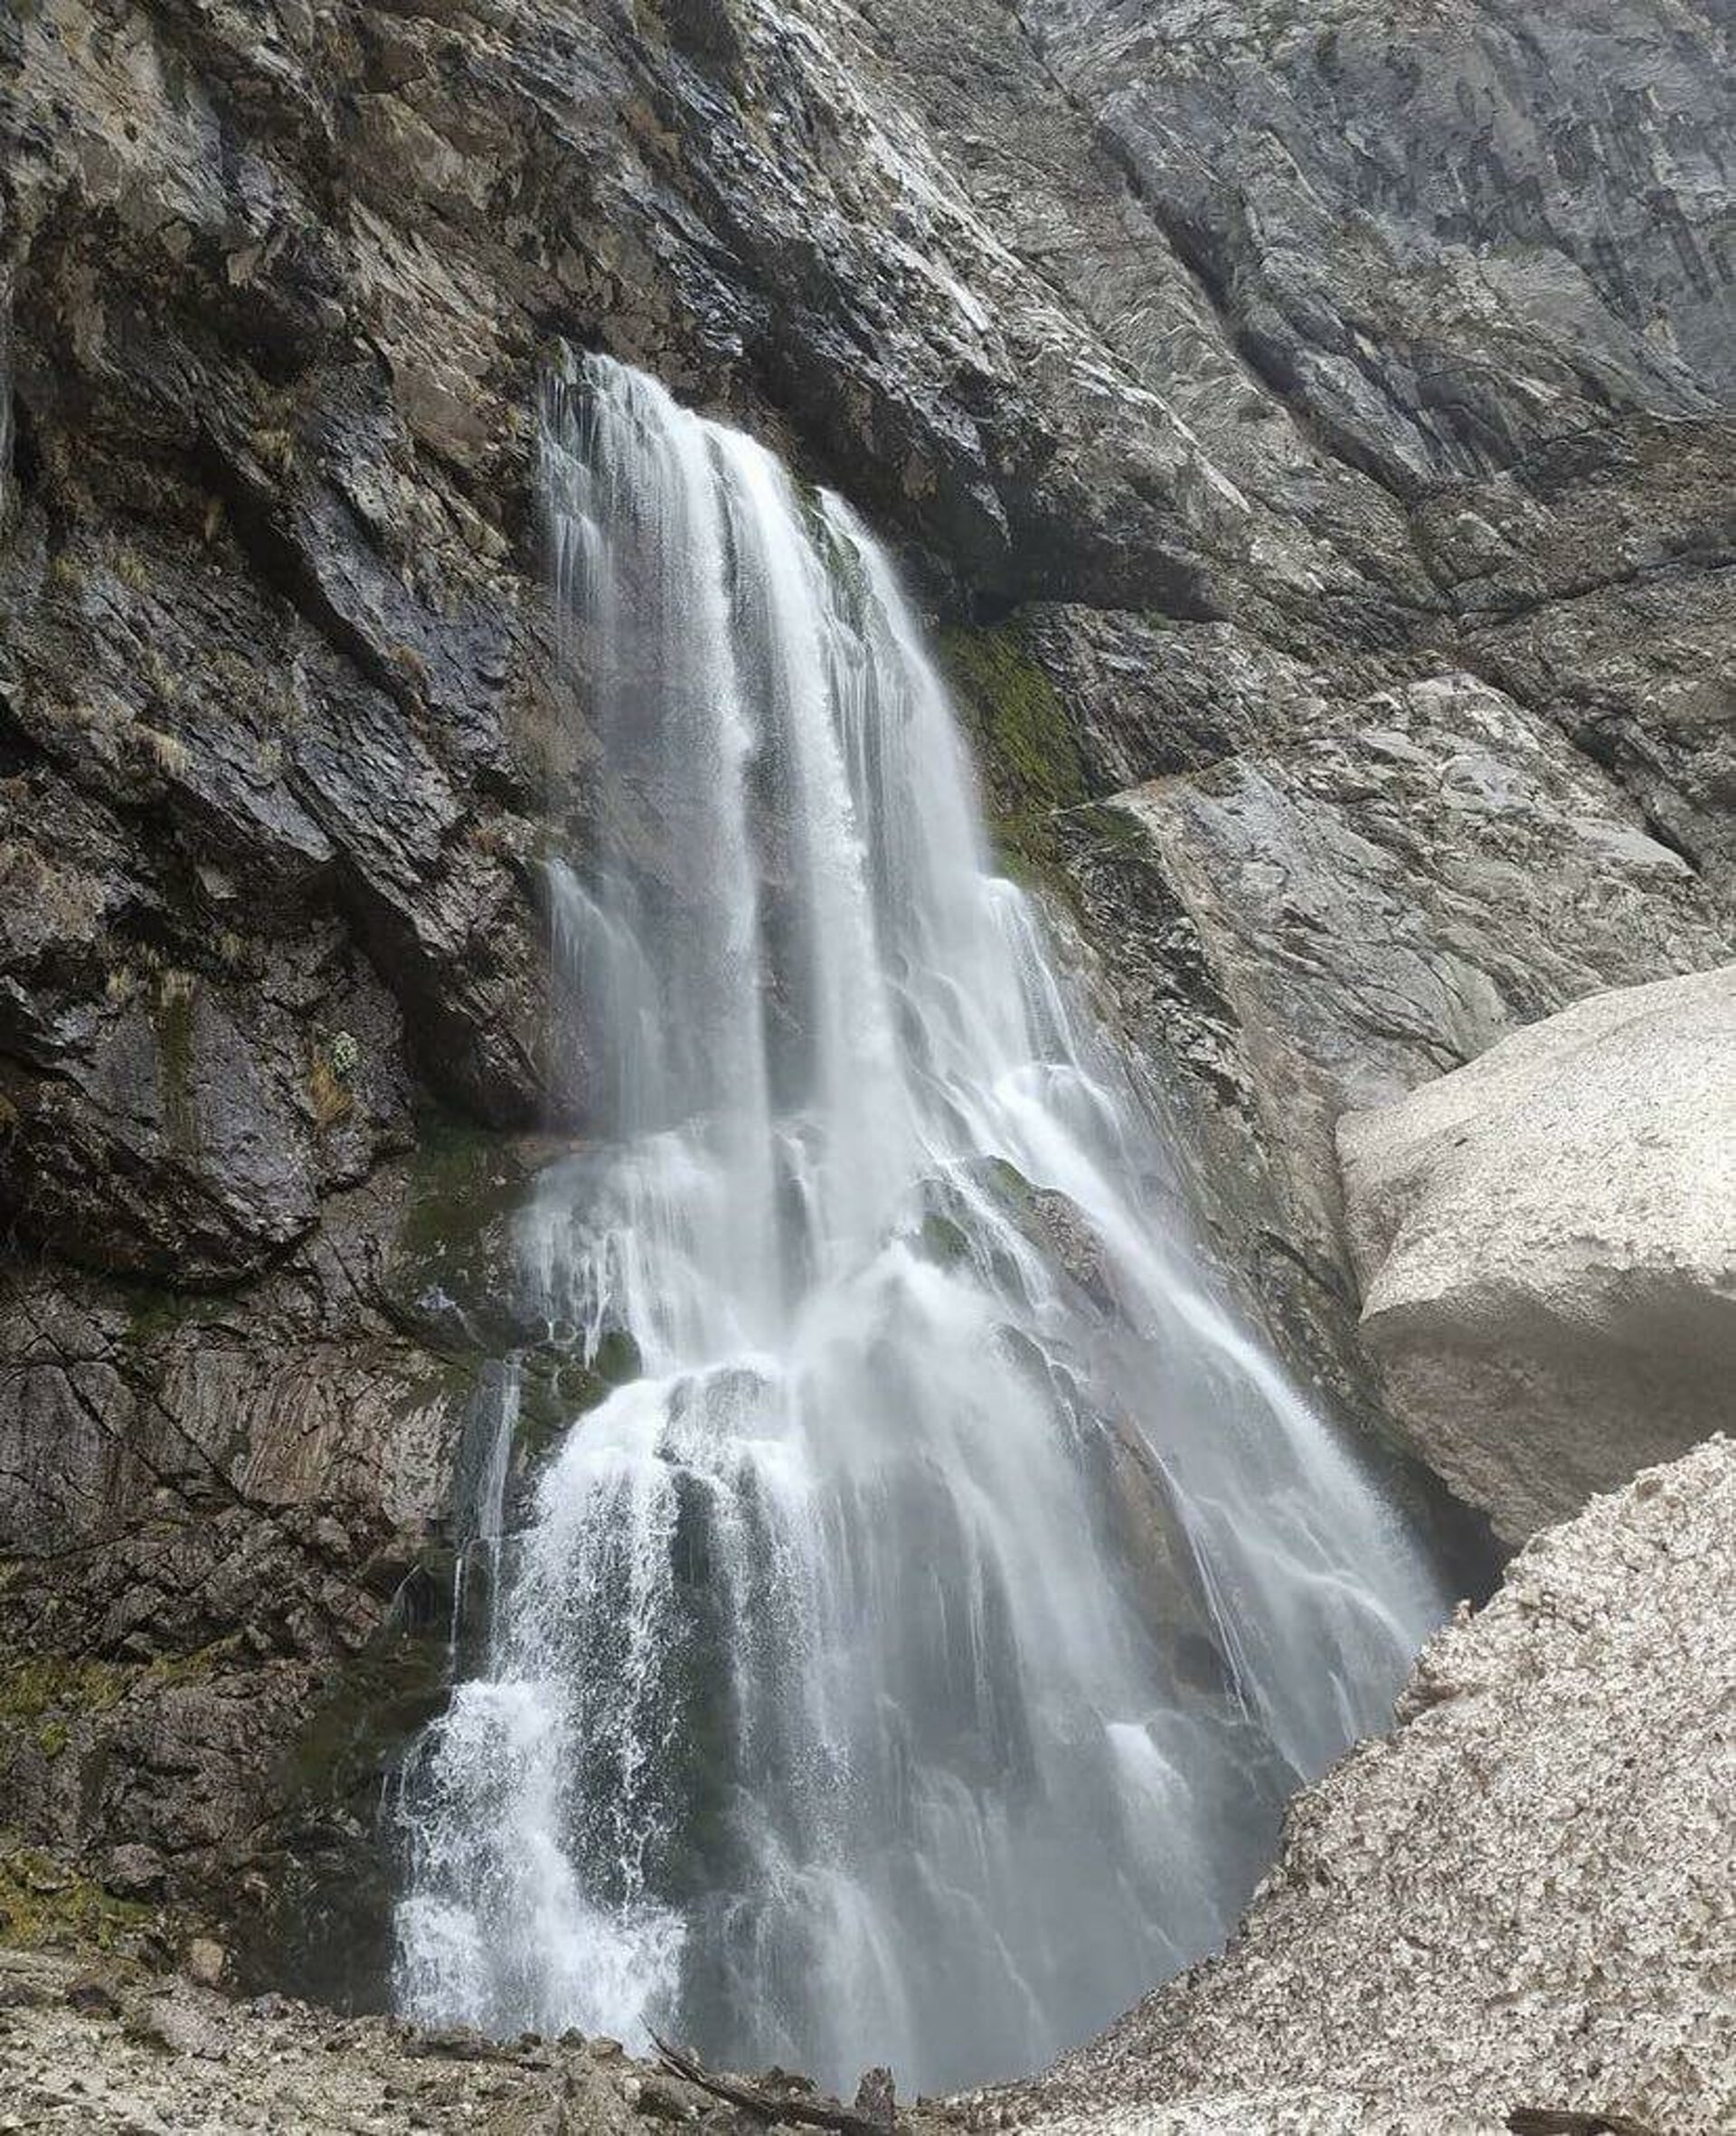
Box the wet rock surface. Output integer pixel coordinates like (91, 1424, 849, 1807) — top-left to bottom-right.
(1339, 965, 1736, 1543)
(0, 1147, 541, 1965)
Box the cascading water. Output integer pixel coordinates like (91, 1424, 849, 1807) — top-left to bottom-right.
(392, 353, 1448, 2093)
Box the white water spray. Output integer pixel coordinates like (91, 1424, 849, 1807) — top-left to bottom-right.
(392, 354, 1447, 2092)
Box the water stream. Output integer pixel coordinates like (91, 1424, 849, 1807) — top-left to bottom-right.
(392, 353, 1448, 2093)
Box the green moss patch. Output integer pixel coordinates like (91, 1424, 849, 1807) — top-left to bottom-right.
(152, 972, 199, 1153)
(939, 621, 1087, 883)
(396, 1115, 531, 1270)
(0, 1639, 246, 1733)
(514, 1331, 645, 1470)
(282, 1632, 452, 1812)
(0, 1841, 152, 1950)
(119, 1279, 205, 1349)
(382, 1116, 541, 1353)
(916, 1211, 971, 1268)
(0, 1658, 129, 1722)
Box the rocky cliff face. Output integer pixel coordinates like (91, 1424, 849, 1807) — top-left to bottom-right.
(977, 0, 1735, 1424)
(1, 0, 1731, 1997)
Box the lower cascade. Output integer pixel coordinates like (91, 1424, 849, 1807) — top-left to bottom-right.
(391, 354, 1447, 2093)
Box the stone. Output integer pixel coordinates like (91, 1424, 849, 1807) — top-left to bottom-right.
(1338, 967, 1736, 1541)
(126, 1992, 231, 2060)
(630, 2075, 699, 2122)
(1027, 1190, 1119, 1318)
(855, 2065, 899, 2131)
(64, 1976, 124, 2018)
(402, 2026, 498, 2062)
(184, 1942, 226, 1990)
(99, 1846, 168, 1900)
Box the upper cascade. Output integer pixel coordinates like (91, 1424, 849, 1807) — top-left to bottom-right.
(391, 353, 1447, 2093)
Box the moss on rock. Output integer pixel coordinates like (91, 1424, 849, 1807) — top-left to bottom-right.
(382, 1116, 542, 1353)
(394, 1115, 531, 1271)
(282, 1631, 452, 1812)
(917, 1211, 972, 1267)
(514, 1329, 645, 1471)
(939, 621, 1087, 882)
(0, 1842, 152, 1951)
(0, 1657, 129, 1722)
(0, 1640, 248, 1734)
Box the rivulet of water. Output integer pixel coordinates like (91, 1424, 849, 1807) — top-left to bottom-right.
(392, 353, 1447, 2094)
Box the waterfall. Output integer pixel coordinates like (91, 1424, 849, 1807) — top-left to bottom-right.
(392, 353, 1448, 2093)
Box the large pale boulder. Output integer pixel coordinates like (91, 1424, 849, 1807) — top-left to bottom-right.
(1337, 965, 1736, 1542)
